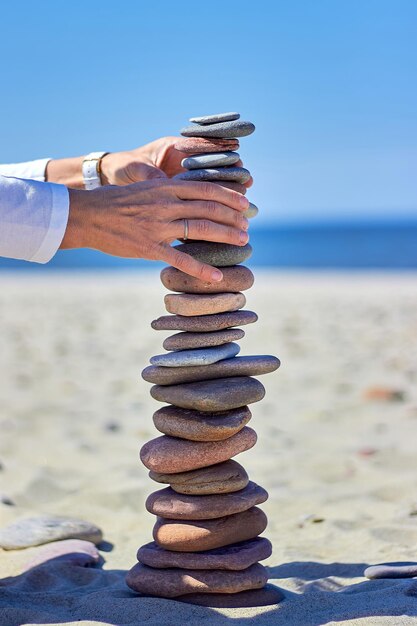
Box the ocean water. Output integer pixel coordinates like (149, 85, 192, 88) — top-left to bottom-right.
(0, 221, 416, 270)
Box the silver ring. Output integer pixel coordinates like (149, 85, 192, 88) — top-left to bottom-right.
(183, 219, 189, 241)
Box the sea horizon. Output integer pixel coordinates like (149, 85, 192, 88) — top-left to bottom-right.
(1, 218, 417, 271)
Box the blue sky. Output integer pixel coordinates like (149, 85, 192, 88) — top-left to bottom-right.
(0, 0, 416, 223)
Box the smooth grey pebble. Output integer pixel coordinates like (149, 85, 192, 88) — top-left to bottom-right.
(189, 112, 240, 125)
(181, 120, 255, 139)
(365, 563, 417, 579)
(176, 167, 251, 184)
(150, 342, 240, 368)
(0, 515, 103, 550)
(182, 152, 240, 170)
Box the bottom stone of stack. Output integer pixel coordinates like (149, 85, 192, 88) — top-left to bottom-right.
(126, 562, 267, 598)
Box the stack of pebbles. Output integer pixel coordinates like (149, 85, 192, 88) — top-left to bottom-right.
(126, 113, 283, 607)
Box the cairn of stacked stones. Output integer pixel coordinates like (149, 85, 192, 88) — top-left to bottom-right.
(126, 113, 282, 606)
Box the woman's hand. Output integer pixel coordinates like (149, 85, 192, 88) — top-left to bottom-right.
(61, 179, 250, 282)
(100, 137, 254, 187)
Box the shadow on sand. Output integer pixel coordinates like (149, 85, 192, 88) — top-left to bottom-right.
(1, 557, 417, 626)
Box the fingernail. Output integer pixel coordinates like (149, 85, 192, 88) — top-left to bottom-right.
(241, 218, 249, 231)
(240, 231, 249, 244)
(239, 195, 249, 209)
(211, 269, 223, 282)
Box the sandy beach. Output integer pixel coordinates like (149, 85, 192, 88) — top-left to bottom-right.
(1, 270, 417, 626)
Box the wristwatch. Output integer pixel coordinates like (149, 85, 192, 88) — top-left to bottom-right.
(82, 151, 108, 190)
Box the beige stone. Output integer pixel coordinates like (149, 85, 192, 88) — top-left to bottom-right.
(164, 292, 246, 317)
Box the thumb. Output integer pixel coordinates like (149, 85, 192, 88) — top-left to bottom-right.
(128, 162, 168, 182)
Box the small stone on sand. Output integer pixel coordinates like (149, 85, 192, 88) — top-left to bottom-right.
(23, 539, 100, 570)
(0, 515, 103, 550)
(365, 563, 417, 579)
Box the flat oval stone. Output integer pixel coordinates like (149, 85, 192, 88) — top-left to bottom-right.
(153, 507, 267, 552)
(152, 405, 251, 441)
(174, 138, 239, 154)
(163, 328, 245, 351)
(244, 202, 259, 219)
(160, 265, 254, 294)
(151, 377, 265, 412)
(140, 427, 257, 473)
(137, 537, 271, 570)
(145, 482, 268, 520)
(23, 539, 100, 570)
(182, 152, 240, 170)
(0, 515, 103, 550)
(151, 310, 257, 332)
(143, 355, 280, 386)
(181, 120, 255, 139)
(189, 112, 240, 125)
(176, 167, 251, 184)
(149, 459, 249, 495)
(365, 563, 417, 579)
(126, 562, 267, 598)
(174, 242, 252, 267)
(149, 342, 240, 368)
(164, 292, 246, 316)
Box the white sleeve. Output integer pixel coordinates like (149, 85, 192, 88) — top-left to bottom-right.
(0, 158, 51, 182)
(0, 175, 69, 263)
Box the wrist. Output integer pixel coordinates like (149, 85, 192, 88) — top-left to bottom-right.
(60, 189, 94, 249)
(99, 153, 112, 186)
(46, 157, 84, 188)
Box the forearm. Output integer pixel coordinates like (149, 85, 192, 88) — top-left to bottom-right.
(46, 156, 84, 188)
(0, 175, 69, 263)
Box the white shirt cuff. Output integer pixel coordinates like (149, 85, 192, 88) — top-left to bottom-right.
(30, 183, 70, 263)
(0, 158, 51, 182)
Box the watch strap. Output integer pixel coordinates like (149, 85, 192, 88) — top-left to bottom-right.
(82, 151, 108, 190)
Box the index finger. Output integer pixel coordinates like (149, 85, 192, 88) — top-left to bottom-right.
(171, 180, 249, 212)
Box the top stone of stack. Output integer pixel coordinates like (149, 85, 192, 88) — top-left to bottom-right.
(189, 112, 240, 125)
(181, 112, 255, 139)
